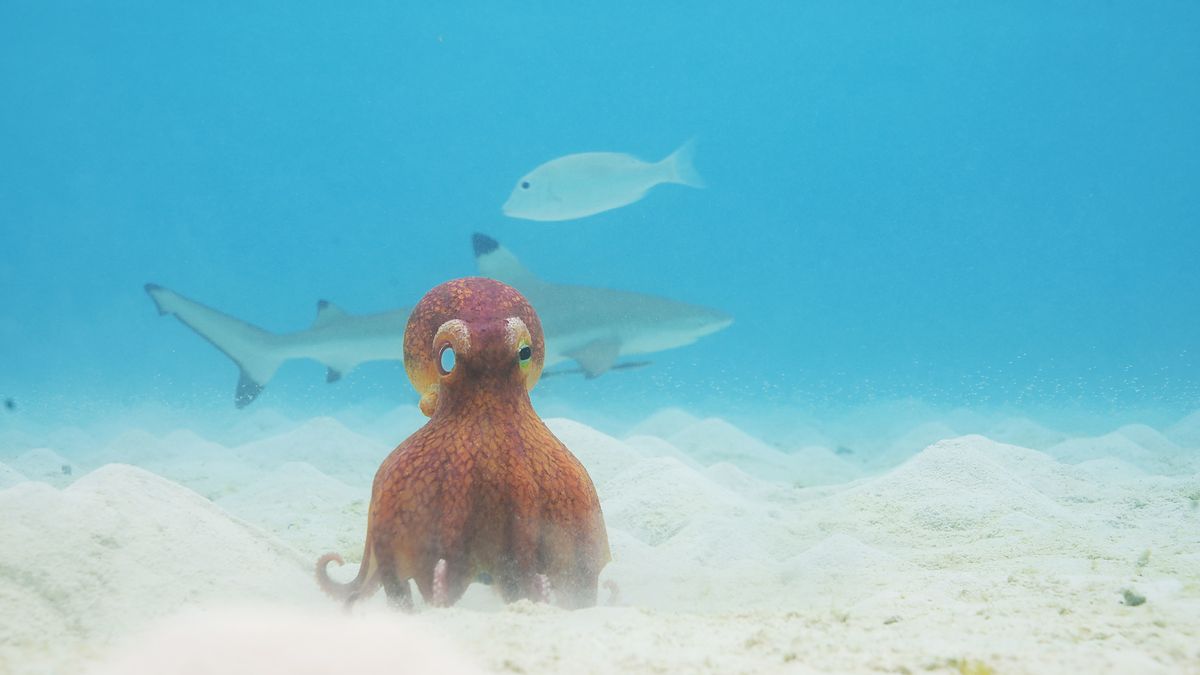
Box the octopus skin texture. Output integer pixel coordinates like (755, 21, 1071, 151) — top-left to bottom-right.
(316, 276, 611, 609)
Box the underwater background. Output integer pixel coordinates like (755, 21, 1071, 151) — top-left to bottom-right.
(4, 4, 1200, 674)
(3, 1, 1199, 430)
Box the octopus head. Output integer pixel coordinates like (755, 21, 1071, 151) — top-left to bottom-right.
(403, 277, 545, 416)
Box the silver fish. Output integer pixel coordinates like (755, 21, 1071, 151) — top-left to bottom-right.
(502, 140, 705, 221)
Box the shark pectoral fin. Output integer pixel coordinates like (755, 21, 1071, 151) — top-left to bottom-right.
(145, 284, 170, 315)
(326, 368, 342, 383)
(565, 338, 622, 379)
(236, 370, 265, 408)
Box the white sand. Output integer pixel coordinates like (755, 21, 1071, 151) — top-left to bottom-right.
(1, 405, 1198, 674)
(83, 607, 487, 675)
(0, 462, 26, 489)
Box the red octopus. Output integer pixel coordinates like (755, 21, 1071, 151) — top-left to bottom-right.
(316, 277, 610, 609)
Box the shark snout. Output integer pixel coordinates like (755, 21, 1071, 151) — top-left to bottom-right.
(692, 311, 734, 337)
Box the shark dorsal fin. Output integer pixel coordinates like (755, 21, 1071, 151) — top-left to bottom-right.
(473, 233, 540, 290)
(314, 300, 349, 328)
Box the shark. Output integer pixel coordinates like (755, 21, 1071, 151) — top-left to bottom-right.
(146, 233, 732, 407)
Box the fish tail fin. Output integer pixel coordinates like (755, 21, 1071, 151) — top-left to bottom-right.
(663, 138, 705, 188)
(145, 284, 285, 408)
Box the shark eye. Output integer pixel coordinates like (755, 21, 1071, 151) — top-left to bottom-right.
(438, 344, 456, 375)
(520, 181, 531, 190)
(518, 343, 532, 369)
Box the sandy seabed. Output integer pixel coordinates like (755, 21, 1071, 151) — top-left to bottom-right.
(1, 402, 1198, 674)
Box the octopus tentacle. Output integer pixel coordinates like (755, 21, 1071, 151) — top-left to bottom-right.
(315, 537, 380, 608)
(432, 558, 449, 607)
(535, 573, 553, 604)
(604, 579, 621, 605)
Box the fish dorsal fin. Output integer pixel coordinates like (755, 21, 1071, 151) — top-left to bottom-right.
(473, 233, 540, 290)
(565, 338, 622, 379)
(314, 300, 349, 328)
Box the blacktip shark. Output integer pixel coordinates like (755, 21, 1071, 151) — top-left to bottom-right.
(146, 234, 732, 407)
(471, 233, 731, 374)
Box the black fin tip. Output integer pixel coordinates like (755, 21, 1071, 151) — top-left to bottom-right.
(472, 233, 499, 257)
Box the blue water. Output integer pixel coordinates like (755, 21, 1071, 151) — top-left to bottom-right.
(3, 2, 1198, 428)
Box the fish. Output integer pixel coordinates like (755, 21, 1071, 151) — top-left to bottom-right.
(501, 139, 705, 221)
(146, 234, 732, 406)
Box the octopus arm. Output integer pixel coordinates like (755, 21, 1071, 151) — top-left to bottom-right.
(315, 532, 381, 607)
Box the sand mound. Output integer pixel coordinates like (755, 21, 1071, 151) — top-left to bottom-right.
(0, 464, 317, 673)
(233, 416, 389, 486)
(8, 447, 79, 487)
(546, 418, 644, 493)
(222, 407, 300, 444)
(0, 425, 99, 458)
(217, 461, 366, 559)
(670, 417, 861, 486)
(0, 428, 43, 458)
(623, 434, 704, 466)
(627, 407, 704, 438)
(602, 455, 744, 547)
(354, 405, 427, 444)
(788, 443, 863, 485)
(981, 416, 1069, 449)
(836, 436, 1074, 544)
(789, 533, 912, 573)
(869, 421, 961, 468)
(1165, 409, 1200, 449)
(7, 407, 1200, 673)
(85, 607, 486, 675)
(99, 428, 261, 499)
(780, 533, 919, 601)
(99, 428, 227, 465)
(704, 460, 771, 494)
(1048, 427, 1195, 475)
(1117, 423, 1183, 453)
(0, 461, 26, 488)
(664, 417, 819, 484)
(1071, 457, 1149, 482)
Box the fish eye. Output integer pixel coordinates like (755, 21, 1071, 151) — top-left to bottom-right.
(520, 181, 531, 190)
(438, 344, 456, 375)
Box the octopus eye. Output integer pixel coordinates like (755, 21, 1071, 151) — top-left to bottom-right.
(438, 344, 456, 375)
(520, 181, 531, 190)
(518, 344, 532, 369)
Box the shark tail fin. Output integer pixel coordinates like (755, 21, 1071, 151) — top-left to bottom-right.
(473, 233, 541, 290)
(662, 138, 705, 188)
(145, 284, 285, 408)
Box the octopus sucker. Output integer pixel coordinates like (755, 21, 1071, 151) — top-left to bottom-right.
(316, 277, 611, 610)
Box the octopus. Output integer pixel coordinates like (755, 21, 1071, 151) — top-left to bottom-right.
(316, 276, 610, 609)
